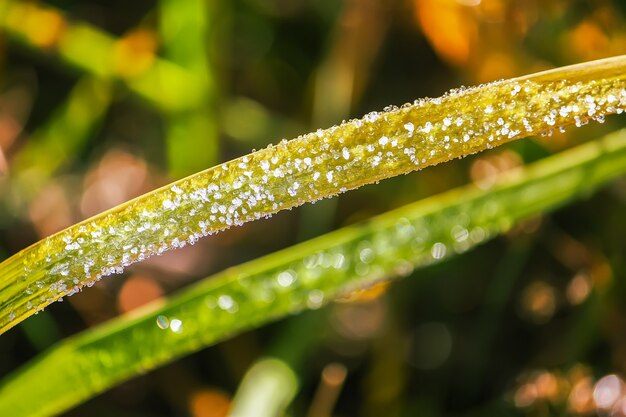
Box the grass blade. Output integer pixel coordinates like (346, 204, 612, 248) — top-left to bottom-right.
(0, 56, 625, 334)
(1, 128, 626, 417)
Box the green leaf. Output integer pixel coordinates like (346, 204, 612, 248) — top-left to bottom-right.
(1, 55, 625, 334)
(1, 128, 626, 417)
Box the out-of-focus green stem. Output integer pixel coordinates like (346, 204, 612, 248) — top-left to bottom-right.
(1, 128, 626, 417)
(228, 358, 298, 417)
(159, 0, 220, 177)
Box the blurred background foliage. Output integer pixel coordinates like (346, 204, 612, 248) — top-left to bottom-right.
(1, 0, 626, 416)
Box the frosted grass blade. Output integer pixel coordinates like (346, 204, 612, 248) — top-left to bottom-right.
(1, 55, 626, 333)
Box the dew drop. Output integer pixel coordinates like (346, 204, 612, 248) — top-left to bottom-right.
(307, 290, 325, 309)
(355, 263, 370, 276)
(451, 225, 469, 242)
(217, 294, 238, 313)
(277, 270, 297, 287)
(218, 295, 233, 309)
(156, 315, 170, 329)
(470, 227, 487, 243)
(431, 242, 447, 259)
(359, 246, 375, 263)
(332, 253, 347, 269)
(170, 318, 183, 333)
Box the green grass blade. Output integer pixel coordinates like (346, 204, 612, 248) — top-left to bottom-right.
(0, 56, 625, 334)
(2, 128, 626, 417)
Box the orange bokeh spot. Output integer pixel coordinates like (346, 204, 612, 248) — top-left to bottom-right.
(117, 274, 163, 313)
(113, 29, 158, 78)
(81, 149, 149, 218)
(5, 3, 66, 49)
(475, 52, 516, 83)
(189, 390, 231, 417)
(567, 21, 609, 62)
(29, 183, 73, 237)
(414, 0, 477, 67)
